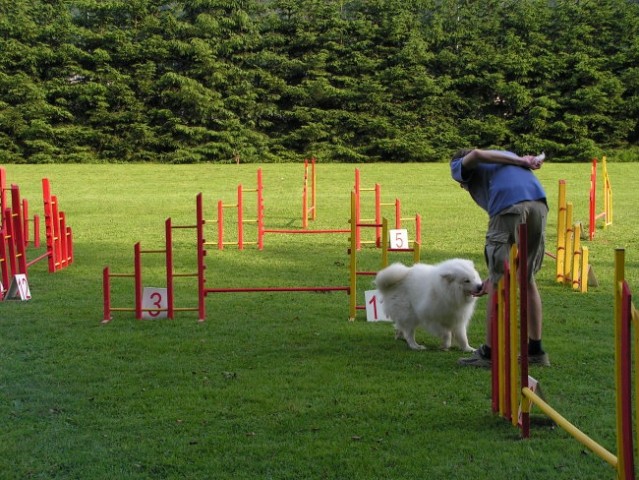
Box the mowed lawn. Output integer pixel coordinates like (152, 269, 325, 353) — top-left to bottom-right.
(1, 162, 638, 479)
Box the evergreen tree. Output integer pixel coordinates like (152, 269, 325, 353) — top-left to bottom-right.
(0, 0, 637, 163)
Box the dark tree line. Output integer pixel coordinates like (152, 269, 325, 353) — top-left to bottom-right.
(1, 0, 638, 163)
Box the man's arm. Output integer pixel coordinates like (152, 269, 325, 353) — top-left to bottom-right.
(462, 149, 544, 170)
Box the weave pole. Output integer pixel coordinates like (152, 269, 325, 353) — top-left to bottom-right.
(554, 180, 592, 292)
(493, 229, 636, 478)
(556, 180, 567, 282)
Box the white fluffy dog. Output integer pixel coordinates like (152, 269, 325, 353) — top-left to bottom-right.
(375, 259, 483, 351)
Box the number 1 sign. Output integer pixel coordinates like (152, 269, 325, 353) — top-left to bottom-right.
(364, 290, 391, 322)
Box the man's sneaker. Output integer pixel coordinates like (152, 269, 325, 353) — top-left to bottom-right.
(528, 351, 551, 367)
(458, 345, 491, 368)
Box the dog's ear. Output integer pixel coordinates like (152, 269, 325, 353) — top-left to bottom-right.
(441, 273, 455, 283)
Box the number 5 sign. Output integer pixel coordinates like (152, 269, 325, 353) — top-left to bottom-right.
(141, 287, 168, 319)
(364, 290, 391, 322)
(389, 229, 409, 249)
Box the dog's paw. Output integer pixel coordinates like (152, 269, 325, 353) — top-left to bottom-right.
(408, 343, 427, 351)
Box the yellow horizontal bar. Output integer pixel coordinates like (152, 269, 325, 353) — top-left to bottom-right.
(522, 387, 617, 468)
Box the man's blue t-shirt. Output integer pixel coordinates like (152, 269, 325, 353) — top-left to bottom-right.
(450, 157, 547, 217)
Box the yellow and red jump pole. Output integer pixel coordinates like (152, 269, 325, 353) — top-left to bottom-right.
(493, 224, 636, 479)
(589, 156, 613, 240)
(302, 157, 316, 228)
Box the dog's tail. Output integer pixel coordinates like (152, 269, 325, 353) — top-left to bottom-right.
(374, 262, 411, 293)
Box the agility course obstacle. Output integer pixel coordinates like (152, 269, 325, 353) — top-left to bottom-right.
(0, 169, 73, 300)
(492, 224, 637, 479)
(259, 162, 352, 246)
(0, 168, 40, 248)
(214, 169, 263, 250)
(302, 158, 316, 228)
(589, 156, 613, 241)
(102, 185, 423, 323)
(352, 168, 416, 249)
(212, 164, 418, 252)
(102, 218, 201, 321)
(348, 190, 421, 320)
(554, 179, 594, 292)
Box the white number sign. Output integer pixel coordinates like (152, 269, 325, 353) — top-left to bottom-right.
(389, 229, 409, 249)
(6, 274, 31, 301)
(142, 287, 168, 319)
(364, 289, 391, 322)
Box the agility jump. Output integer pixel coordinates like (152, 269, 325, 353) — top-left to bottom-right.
(492, 223, 637, 479)
(102, 187, 422, 323)
(203, 191, 421, 322)
(0, 170, 73, 299)
(213, 164, 418, 251)
(0, 167, 40, 247)
(589, 156, 613, 241)
(102, 217, 202, 321)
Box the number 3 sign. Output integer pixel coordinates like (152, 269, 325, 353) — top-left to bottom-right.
(364, 290, 391, 322)
(141, 287, 168, 319)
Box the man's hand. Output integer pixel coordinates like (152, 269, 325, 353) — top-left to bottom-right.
(522, 152, 545, 170)
(472, 279, 491, 297)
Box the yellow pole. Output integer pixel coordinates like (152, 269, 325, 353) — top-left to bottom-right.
(614, 249, 625, 478)
(564, 203, 574, 284)
(634, 303, 639, 470)
(571, 223, 582, 291)
(556, 180, 567, 283)
(580, 247, 589, 293)
(509, 245, 519, 426)
(498, 277, 505, 417)
(311, 158, 316, 221)
(603, 156, 612, 227)
(348, 191, 357, 321)
(413, 241, 421, 264)
(522, 387, 618, 468)
(381, 218, 389, 268)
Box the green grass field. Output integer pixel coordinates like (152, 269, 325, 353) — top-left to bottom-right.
(1, 162, 638, 479)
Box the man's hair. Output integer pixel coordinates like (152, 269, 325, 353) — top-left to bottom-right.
(451, 149, 473, 162)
